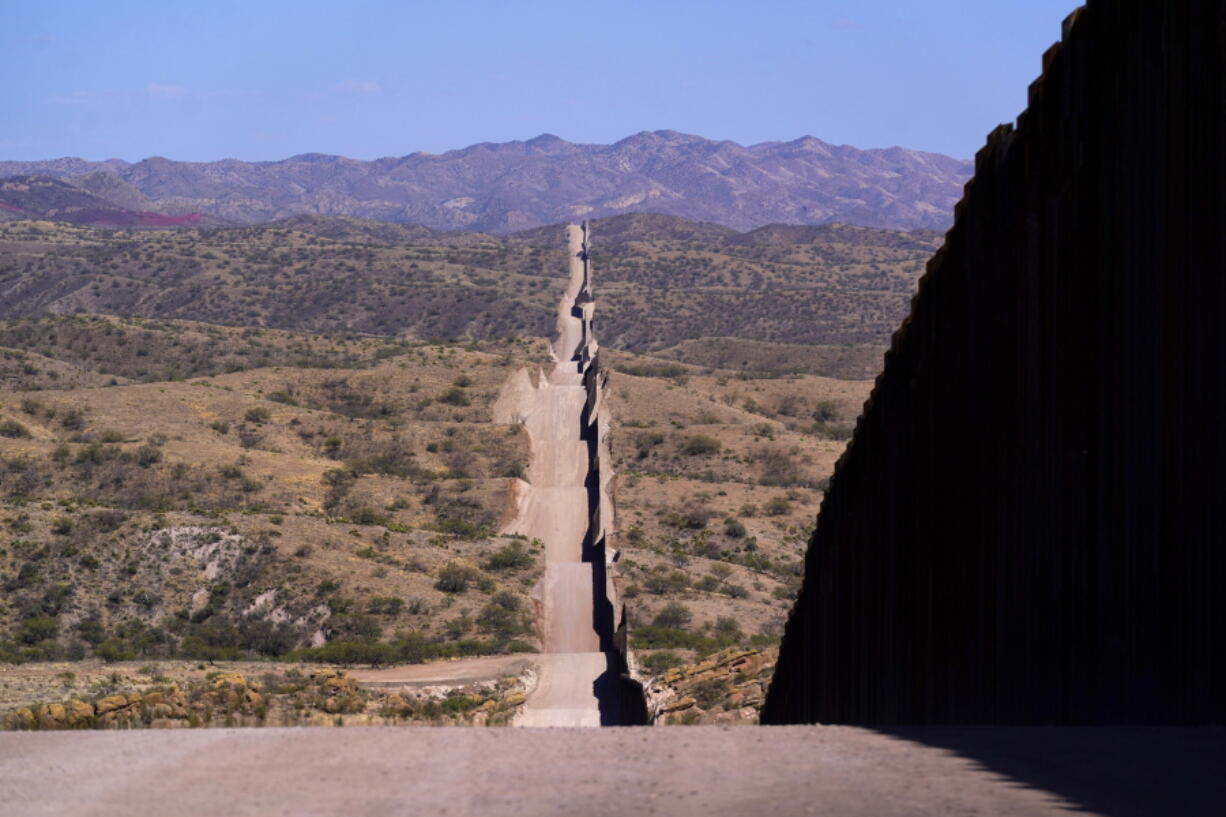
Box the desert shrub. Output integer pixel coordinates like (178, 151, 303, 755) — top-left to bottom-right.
(439, 387, 470, 407)
(755, 448, 803, 487)
(344, 439, 423, 479)
(135, 444, 162, 468)
(643, 570, 690, 595)
(237, 429, 263, 449)
(673, 500, 713, 530)
(678, 434, 721, 456)
(133, 590, 160, 610)
(0, 419, 30, 438)
(94, 639, 136, 663)
(60, 409, 86, 431)
(639, 650, 683, 675)
(330, 612, 383, 641)
(634, 432, 665, 459)
(89, 509, 127, 532)
(432, 495, 496, 538)
(292, 639, 394, 666)
(244, 406, 271, 423)
(435, 562, 479, 593)
(764, 496, 792, 516)
(711, 616, 744, 641)
(814, 422, 854, 441)
(76, 618, 105, 645)
(485, 540, 532, 571)
(16, 615, 57, 645)
(776, 394, 805, 417)
(476, 592, 528, 642)
(348, 506, 389, 526)
(723, 517, 747, 538)
(772, 585, 797, 601)
(812, 401, 839, 423)
(236, 616, 299, 656)
(652, 602, 693, 629)
(368, 596, 405, 616)
(614, 362, 687, 379)
(633, 626, 730, 655)
(692, 678, 730, 709)
(321, 467, 356, 511)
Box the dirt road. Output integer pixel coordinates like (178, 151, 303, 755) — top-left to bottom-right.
(492, 223, 610, 726)
(5, 725, 1222, 816)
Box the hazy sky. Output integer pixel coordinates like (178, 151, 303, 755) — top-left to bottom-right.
(2, 0, 1079, 162)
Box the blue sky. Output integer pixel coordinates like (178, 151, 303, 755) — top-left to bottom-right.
(2, 0, 1079, 162)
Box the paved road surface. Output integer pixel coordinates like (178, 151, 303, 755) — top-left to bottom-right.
(4, 725, 1222, 816)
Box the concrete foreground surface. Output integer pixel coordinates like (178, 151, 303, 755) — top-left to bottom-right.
(3, 725, 1223, 816)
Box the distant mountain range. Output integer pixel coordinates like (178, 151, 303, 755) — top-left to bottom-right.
(0, 132, 972, 233)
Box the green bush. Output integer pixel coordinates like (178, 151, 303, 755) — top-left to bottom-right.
(434, 562, 479, 593)
(244, 406, 271, 423)
(484, 541, 533, 571)
(652, 601, 693, 629)
(633, 626, 733, 655)
(17, 616, 57, 645)
(476, 592, 528, 643)
(640, 650, 684, 675)
(94, 639, 136, 663)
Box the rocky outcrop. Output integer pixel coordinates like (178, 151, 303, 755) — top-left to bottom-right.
(643, 648, 775, 725)
(765, 0, 1226, 725)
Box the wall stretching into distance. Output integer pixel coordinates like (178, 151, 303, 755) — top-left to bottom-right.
(579, 224, 647, 724)
(763, 0, 1226, 725)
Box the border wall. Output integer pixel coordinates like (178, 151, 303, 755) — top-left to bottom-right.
(763, 1, 1226, 725)
(577, 223, 647, 724)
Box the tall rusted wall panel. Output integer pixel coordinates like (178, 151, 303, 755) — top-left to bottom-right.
(763, 0, 1226, 725)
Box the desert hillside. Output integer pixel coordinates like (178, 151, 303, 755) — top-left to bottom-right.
(0, 314, 871, 707)
(0, 214, 936, 374)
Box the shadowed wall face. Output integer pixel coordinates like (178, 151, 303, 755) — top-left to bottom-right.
(764, 0, 1226, 725)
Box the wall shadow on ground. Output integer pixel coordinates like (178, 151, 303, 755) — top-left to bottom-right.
(869, 727, 1226, 817)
